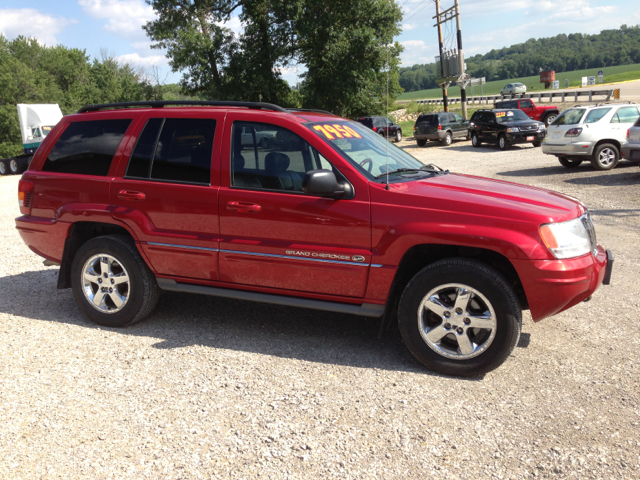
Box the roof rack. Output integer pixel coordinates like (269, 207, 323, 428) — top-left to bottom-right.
(287, 108, 335, 116)
(77, 100, 289, 114)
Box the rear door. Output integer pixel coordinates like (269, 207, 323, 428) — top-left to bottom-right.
(451, 113, 466, 137)
(218, 114, 372, 299)
(112, 112, 223, 281)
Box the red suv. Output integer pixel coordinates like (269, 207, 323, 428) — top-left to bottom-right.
(16, 101, 612, 376)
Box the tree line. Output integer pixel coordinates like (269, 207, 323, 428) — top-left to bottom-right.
(400, 24, 640, 93)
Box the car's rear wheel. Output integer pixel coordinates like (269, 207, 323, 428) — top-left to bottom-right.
(591, 143, 619, 171)
(471, 132, 481, 147)
(558, 157, 583, 168)
(0, 160, 7, 175)
(498, 134, 510, 150)
(398, 258, 521, 377)
(544, 114, 557, 127)
(441, 132, 452, 146)
(395, 130, 402, 142)
(417, 139, 426, 147)
(71, 235, 159, 327)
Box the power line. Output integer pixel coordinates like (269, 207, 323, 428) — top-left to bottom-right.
(403, 0, 435, 23)
(402, 0, 428, 21)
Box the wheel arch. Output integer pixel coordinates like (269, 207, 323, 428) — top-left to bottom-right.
(381, 243, 528, 332)
(593, 138, 621, 152)
(57, 221, 137, 289)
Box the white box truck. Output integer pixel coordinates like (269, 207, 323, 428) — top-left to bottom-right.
(0, 104, 63, 175)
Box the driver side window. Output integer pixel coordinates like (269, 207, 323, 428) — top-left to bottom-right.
(231, 122, 333, 192)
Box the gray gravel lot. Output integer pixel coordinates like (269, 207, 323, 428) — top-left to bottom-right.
(1, 142, 639, 479)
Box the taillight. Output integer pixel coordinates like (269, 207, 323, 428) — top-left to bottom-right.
(18, 179, 34, 213)
(565, 128, 583, 137)
(373, 126, 377, 132)
(437, 124, 442, 130)
(627, 128, 630, 138)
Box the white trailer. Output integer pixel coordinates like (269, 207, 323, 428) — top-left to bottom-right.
(0, 104, 63, 175)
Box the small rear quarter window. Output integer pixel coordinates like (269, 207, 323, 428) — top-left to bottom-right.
(43, 119, 131, 176)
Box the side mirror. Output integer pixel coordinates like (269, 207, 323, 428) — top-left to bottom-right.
(302, 170, 352, 199)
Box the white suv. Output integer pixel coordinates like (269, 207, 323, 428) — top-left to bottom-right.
(542, 103, 640, 170)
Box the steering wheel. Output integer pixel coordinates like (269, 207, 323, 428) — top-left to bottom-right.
(359, 158, 373, 172)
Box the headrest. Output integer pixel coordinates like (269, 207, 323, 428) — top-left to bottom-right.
(265, 152, 290, 175)
(233, 154, 245, 171)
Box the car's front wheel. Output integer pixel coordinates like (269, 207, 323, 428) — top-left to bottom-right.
(71, 235, 159, 327)
(498, 134, 510, 150)
(591, 143, 619, 171)
(398, 259, 521, 377)
(395, 130, 402, 142)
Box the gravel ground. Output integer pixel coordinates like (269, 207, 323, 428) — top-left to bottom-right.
(1, 143, 639, 479)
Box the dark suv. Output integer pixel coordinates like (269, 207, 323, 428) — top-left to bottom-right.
(355, 116, 402, 142)
(468, 109, 546, 150)
(414, 112, 469, 147)
(16, 100, 612, 377)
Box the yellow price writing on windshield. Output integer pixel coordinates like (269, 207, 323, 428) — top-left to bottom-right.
(314, 124, 362, 140)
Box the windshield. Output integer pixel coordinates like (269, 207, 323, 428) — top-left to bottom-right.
(495, 110, 529, 124)
(552, 109, 585, 126)
(41, 126, 54, 136)
(307, 121, 438, 181)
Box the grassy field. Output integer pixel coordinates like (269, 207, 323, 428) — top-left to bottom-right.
(398, 63, 640, 100)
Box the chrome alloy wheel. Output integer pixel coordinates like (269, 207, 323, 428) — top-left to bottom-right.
(417, 283, 497, 360)
(82, 254, 130, 313)
(598, 147, 616, 167)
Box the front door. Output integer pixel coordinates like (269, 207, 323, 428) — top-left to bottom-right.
(218, 116, 372, 299)
(112, 114, 223, 281)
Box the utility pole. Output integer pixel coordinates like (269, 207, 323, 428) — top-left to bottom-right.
(434, 0, 448, 112)
(454, 0, 467, 119)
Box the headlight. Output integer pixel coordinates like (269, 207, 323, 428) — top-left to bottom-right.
(539, 214, 595, 259)
(539, 124, 546, 131)
(506, 127, 520, 133)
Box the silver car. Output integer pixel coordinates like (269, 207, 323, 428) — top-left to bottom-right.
(542, 103, 640, 170)
(500, 83, 527, 95)
(621, 116, 640, 168)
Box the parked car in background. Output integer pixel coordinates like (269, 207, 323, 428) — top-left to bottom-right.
(500, 83, 527, 96)
(468, 109, 546, 150)
(355, 116, 402, 142)
(621, 115, 640, 169)
(542, 103, 640, 170)
(495, 98, 559, 127)
(413, 112, 469, 147)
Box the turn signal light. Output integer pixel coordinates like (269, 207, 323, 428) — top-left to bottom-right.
(564, 128, 583, 137)
(437, 125, 442, 130)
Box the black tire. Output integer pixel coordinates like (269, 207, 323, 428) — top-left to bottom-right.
(558, 157, 583, 168)
(395, 130, 402, 142)
(9, 157, 28, 175)
(498, 134, 510, 151)
(417, 139, 427, 147)
(0, 160, 7, 175)
(471, 132, 482, 148)
(532, 140, 542, 148)
(398, 258, 521, 377)
(543, 113, 558, 127)
(441, 132, 452, 146)
(591, 143, 619, 171)
(71, 234, 159, 327)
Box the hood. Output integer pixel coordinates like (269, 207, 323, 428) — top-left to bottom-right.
(385, 173, 584, 224)
(538, 105, 558, 111)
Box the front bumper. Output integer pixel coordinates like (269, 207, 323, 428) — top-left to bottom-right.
(506, 131, 546, 144)
(621, 143, 640, 165)
(512, 246, 611, 322)
(542, 141, 594, 156)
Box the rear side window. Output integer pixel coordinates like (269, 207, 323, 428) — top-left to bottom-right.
(356, 118, 373, 128)
(126, 118, 216, 185)
(615, 107, 640, 124)
(43, 119, 131, 176)
(584, 108, 612, 124)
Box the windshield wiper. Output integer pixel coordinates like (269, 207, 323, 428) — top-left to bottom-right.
(374, 164, 448, 179)
(374, 168, 420, 179)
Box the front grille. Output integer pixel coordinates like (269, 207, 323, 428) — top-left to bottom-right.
(581, 212, 597, 255)
(520, 125, 538, 132)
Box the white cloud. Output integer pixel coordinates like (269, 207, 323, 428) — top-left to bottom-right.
(0, 8, 75, 45)
(402, 24, 417, 31)
(216, 16, 244, 35)
(400, 40, 435, 66)
(115, 52, 167, 68)
(79, 0, 156, 40)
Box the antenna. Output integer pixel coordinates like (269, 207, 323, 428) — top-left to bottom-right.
(385, 45, 390, 191)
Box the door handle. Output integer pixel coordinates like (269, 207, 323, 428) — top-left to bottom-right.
(227, 201, 261, 213)
(118, 190, 146, 201)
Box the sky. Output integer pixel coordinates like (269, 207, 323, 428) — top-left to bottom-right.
(0, 0, 637, 87)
